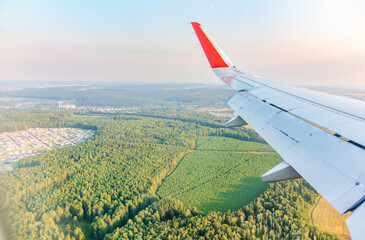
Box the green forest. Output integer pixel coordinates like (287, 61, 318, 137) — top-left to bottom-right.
(0, 109, 340, 239)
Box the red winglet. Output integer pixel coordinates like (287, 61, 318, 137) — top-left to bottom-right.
(191, 22, 229, 68)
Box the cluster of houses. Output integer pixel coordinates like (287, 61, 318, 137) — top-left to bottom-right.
(207, 110, 233, 120)
(198, 108, 234, 120)
(0, 128, 95, 171)
(88, 106, 139, 113)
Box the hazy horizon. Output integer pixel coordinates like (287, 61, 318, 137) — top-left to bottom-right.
(1, 0, 364, 86)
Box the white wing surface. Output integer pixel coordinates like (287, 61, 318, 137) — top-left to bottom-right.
(191, 22, 365, 239)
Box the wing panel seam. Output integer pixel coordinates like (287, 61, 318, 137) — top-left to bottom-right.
(239, 76, 365, 122)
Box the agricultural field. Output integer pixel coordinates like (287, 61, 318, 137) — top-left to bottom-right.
(312, 197, 351, 240)
(158, 136, 282, 212)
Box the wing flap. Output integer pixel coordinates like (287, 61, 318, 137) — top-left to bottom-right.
(290, 106, 355, 126)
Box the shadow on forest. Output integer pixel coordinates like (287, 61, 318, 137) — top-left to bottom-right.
(200, 177, 269, 213)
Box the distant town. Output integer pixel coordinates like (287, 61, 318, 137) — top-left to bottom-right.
(200, 107, 234, 120)
(0, 128, 95, 171)
(0, 98, 143, 114)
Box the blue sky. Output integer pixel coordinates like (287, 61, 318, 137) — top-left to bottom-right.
(0, 0, 364, 86)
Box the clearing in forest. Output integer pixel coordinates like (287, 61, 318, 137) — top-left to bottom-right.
(195, 136, 276, 152)
(311, 197, 351, 240)
(157, 136, 282, 212)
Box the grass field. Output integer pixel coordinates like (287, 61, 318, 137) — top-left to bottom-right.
(157, 137, 282, 212)
(76, 220, 92, 239)
(312, 197, 351, 240)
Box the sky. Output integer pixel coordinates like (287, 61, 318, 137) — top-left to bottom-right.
(0, 0, 365, 86)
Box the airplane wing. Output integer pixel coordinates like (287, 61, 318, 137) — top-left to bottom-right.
(191, 22, 365, 240)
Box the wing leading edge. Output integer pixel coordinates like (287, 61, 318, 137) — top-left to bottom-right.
(191, 22, 365, 240)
